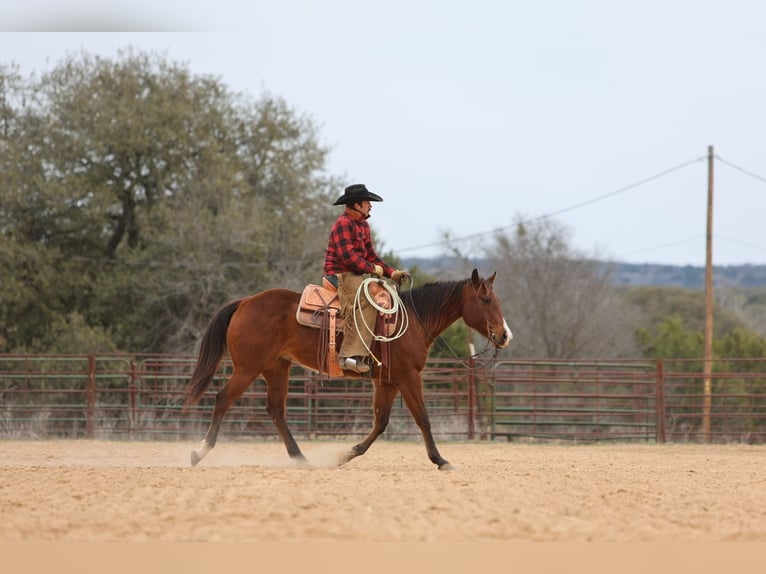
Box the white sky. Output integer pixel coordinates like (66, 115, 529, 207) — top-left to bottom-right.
(2, 1, 766, 266)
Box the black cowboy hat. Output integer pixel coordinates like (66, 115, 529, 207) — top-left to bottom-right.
(333, 184, 384, 206)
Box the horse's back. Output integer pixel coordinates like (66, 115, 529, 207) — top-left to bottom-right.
(223, 288, 302, 362)
(246, 287, 301, 303)
(235, 288, 301, 321)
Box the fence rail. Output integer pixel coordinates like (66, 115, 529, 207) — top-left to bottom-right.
(1, 354, 765, 443)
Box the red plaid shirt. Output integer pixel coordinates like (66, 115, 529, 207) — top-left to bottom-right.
(323, 210, 394, 277)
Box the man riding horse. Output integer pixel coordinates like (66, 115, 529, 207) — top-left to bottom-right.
(323, 184, 408, 374)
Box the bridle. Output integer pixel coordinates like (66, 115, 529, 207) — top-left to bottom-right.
(403, 277, 505, 369)
(473, 282, 510, 349)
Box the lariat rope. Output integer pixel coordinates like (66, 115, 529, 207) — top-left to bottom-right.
(352, 276, 499, 369)
(352, 277, 409, 365)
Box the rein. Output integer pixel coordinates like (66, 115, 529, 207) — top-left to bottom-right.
(432, 328, 499, 370)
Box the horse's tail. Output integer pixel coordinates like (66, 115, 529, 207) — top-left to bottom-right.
(184, 299, 241, 407)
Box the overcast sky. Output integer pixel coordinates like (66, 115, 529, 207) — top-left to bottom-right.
(3, 1, 765, 266)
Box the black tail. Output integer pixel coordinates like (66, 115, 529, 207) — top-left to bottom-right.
(184, 300, 241, 407)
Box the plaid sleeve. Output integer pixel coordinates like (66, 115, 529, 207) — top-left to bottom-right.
(363, 226, 395, 277)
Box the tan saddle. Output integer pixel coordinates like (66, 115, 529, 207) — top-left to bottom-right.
(296, 278, 397, 377)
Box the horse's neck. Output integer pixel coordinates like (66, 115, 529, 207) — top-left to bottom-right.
(405, 280, 468, 345)
(426, 307, 462, 340)
(411, 291, 463, 341)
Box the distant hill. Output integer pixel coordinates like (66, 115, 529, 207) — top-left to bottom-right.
(403, 257, 766, 289)
(607, 263, 766, 289)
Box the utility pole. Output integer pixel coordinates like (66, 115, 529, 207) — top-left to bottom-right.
(702, 145, 714, 441)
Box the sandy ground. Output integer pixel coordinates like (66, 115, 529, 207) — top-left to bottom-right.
(0, 439, 764, 542)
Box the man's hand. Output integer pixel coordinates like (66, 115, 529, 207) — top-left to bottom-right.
(372, 264, 384, 277)
(391, 269, 410, 284)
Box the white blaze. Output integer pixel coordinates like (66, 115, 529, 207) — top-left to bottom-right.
(501, 319, 513, 347)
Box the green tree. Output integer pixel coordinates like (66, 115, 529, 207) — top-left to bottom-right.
(716, 327, 766, 359)
(624, 285, 744, 336)
(0, 236, 61, 352)
(1, 50, 340, 353)
(635, 316, 703, 359)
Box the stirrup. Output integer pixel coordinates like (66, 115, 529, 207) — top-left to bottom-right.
(339, 356, 370, 374)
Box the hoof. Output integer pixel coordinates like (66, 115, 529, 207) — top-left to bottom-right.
(190, 451, 201, 466)
(337, 451, 355, 467)
(438, 462, 455, 471)
(293, 455, 310, 467)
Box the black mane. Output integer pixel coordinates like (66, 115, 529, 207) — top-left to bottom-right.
(403, 279, 466, 324)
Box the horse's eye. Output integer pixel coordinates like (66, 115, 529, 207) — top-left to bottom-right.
(481, 297, 491, 304)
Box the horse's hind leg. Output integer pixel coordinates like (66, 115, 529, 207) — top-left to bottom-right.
(263, 358, 306, 462)
(341, 382, 398, 466)
(191, 369, 256, 466)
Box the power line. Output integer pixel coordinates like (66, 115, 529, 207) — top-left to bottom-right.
(523, 155, 707, 223)
(715, 234, 766, 254)
(618, 234, 766, 261)
(397, 155, 707, 253)
(617, 235, 704, 259)
(716, 156, 766, 185)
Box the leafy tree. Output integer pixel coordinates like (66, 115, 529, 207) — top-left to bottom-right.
(716, 327, 766, 359)
(635, 316, 703, 359)
(635, 309, 766, 436)
(626, 285, 766, 363)
(0, 235, 62, 352)
(23, 312, 119, 355)
(623, 285, 744, 336)
(1, 50, 340, 353)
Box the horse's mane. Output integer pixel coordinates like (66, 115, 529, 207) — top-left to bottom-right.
(402, 279, 467, 330)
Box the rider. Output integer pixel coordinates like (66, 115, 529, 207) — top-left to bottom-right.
(323, 184, 408, 374)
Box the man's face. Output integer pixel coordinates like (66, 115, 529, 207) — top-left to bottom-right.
(356, 201, 372, 216)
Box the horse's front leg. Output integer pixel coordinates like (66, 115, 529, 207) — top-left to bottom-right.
(398, 376, 452, 470)
(341, 382, 398, 466)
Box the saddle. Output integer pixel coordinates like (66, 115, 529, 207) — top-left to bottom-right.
(296, 278, 397, 377)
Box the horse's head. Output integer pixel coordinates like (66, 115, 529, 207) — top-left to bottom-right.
(462, 269, 513, 349)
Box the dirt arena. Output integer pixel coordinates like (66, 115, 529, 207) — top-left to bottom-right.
(1, 439, 764, 542)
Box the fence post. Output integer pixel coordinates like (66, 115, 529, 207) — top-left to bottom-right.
(655, 359, 666, 443)
(467, 346, 476, 440)
(129, 359, 138, 439)
(86, 355, 96, 439)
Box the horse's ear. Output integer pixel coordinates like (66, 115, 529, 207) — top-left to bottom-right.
(471, 268, 481, 290)
(487, 271, 497, 289)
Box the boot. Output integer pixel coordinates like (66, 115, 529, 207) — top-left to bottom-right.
(339, 356, 370, 374)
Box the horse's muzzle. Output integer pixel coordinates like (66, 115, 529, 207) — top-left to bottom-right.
(491, 319, 513, 349)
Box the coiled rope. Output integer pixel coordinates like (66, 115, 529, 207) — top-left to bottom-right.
(352, 277, 409, 364)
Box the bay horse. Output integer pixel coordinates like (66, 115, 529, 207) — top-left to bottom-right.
(184, 268, 512, 470)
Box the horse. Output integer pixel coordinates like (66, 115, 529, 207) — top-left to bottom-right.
(184, 268, 512, 470)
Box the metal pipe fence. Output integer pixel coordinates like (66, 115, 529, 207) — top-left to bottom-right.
(487, 360, 659, 442)
(1, 354, 765, 443)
